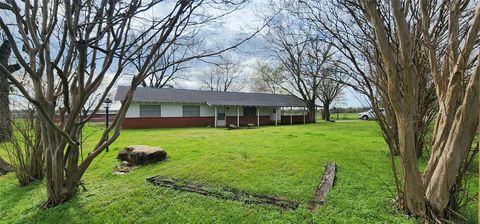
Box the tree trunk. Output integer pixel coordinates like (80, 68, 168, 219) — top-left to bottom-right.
(0, 73, 10, 142)
(0, 40, 13, 142)
(425, 65, 479, 214)
(306, 100, 316, 123)
(396, 114, 427, 217)
(323, 102, 331, 121)
(29, 134, 44, 181)
(45, 146, 68, 206)
(42, 118, 70, 206)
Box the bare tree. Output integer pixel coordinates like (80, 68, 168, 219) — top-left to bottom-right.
(298, 0, 479, 221)
(250, 61, 285, 94)
(201, 56, 245, 92)
(264, 2, 335, 123)
(132, 39, 189, 88)
(0, 0, 256, 207)
(317, 65, 345, 121)
(359, 0, 480, 219)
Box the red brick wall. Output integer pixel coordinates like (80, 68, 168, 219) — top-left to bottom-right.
(122, 117, 215, 129)
(226, 116, 272, 126)
(281, 115, 305, 124)
(121, 115, 308, 129)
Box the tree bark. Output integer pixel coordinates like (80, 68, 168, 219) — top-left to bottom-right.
(322, 102, 331, 121)
(306, 100, 316, 123)
(396, 114, 427, 217)
(0, 40, 19, 142)
(362, 0, 427, 217)
(425, 55, 480, 214)
(0, 70, 10, 142)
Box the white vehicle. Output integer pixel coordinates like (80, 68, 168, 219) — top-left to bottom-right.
(358, 108, 386, 120)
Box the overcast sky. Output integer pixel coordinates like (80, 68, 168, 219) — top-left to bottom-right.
(146, 0, 365, 108)
(6, 0, 366, 110)
(67, 0, 367, 109)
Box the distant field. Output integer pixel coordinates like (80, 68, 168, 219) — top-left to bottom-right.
(327, 112, 359, 120)
(316, 112, 359, 121)
(0, 121, 477, 223)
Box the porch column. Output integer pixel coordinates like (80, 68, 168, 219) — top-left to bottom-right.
(257, 107, 260, 126)
(303, 107, 306, 124)
(275, 107, 278, 126)
(237, 106, 240, 127)
(290, 107, 293, 125)
(214, 106, 217, 128)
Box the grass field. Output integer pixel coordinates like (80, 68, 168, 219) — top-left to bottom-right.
(315, 112, 359, 121)
(0, 121, 477, 223)
(328, 113, 359, 120)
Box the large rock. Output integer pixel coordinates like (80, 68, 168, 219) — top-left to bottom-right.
(117, 145, 167, 165)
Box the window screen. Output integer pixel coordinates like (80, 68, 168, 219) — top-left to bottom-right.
(140, 105, 161, 117)
(183, 105, 200, 117)
(243, 106, 257, 116)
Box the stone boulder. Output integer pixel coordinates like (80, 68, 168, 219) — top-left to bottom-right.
(117, 145, 167, 165)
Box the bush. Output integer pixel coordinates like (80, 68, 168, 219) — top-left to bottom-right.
(3, 109, 43, 185)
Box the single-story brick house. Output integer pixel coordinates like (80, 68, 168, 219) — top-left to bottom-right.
(115, 86, 308, 129)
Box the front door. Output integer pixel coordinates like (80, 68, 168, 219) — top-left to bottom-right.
(271, 107, 279, 121)
(217, 107, 226, 127)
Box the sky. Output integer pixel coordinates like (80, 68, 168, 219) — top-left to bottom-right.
(6, 0, 367, 110)
(136, 0, 366, 108)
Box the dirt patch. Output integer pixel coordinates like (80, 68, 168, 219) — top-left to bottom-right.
(146, 176, 300, 210)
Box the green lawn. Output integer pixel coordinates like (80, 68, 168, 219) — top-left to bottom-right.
(0, 122, 476, 223)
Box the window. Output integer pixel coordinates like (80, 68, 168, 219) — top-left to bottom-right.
(243, 106, 257, 116)
(140, 105, 161, 117)
(183, 105, 200, 117)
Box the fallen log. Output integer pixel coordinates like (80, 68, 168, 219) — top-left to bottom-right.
(147, 175, 300, 210)
(309, 161, 336, 211)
